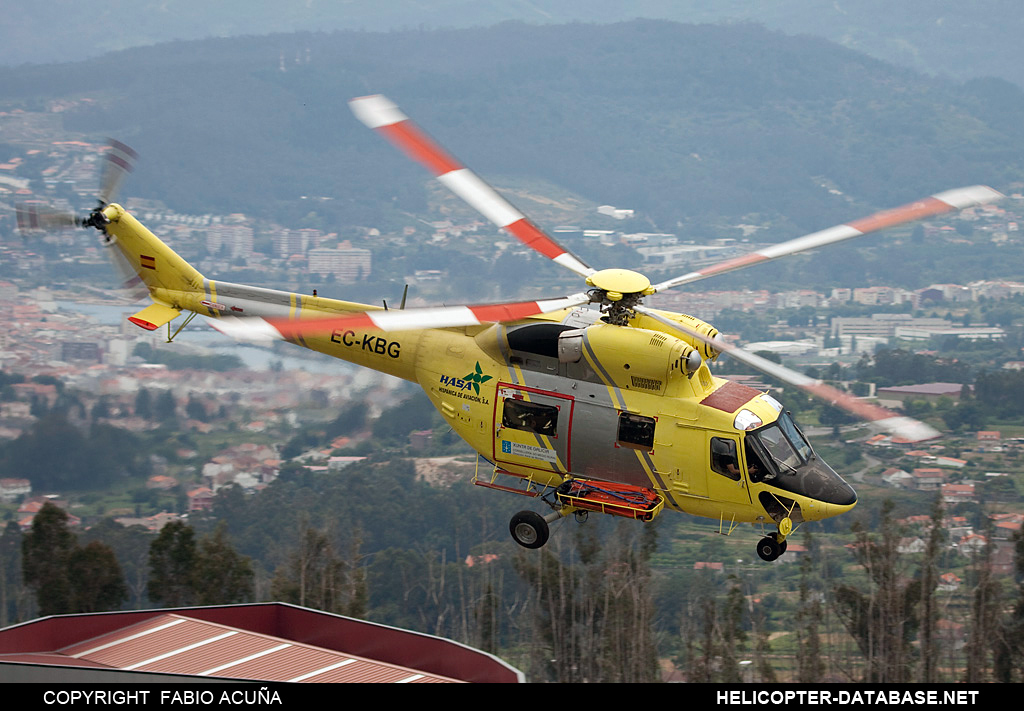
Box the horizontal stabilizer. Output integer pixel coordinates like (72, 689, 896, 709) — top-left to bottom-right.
(128, 303, 181, 331)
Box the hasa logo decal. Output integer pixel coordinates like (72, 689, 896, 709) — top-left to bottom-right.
(462, 362, 493, 395)
(439, 362, 492, 395)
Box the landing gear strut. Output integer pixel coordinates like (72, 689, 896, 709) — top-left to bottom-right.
(509, 509, 566, 549)
(755, 517, 792, 562)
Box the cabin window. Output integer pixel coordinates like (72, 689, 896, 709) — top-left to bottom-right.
(502, 398, 558, 437)
(711, 437, 741, 481)
(617, 412, 656, 450)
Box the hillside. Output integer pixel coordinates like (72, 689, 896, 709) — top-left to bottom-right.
(6, 1, 1024, 91)
(1, 21, 1023, 238)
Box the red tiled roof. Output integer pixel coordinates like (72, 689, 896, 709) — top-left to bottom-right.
(0, 604, 522, 683)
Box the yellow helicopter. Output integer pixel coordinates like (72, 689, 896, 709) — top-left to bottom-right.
(17, 99, 1002, 561)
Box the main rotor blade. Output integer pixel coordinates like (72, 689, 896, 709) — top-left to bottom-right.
(350, 94, 596, 279)
(651, 185, 1003, 293)
(210, 292, 592, 342)
(636, 305, 940, 442)
(98, 139, 138, 206)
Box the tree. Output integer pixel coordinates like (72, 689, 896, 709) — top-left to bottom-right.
(185, 396, 208, 422)
(134, 388, 152, 419)
(795, 531, 824, 682)
(148, 521, 197, 607)
(192, 523, 254, 605)
(68, 541, 128, 613)
(514, 523, 659, 683)
(0, 521, 27, 626)
(154, 391, 177, 422)
(918, 496, 945, 683)
(21, 503, 76, 616)
(82, 518, 151, 609)
(833, 501, 921, 682)
(964, 522, 1002, 683)
(22, 503, 127, 615)
(993, 529, 1024, 682)
(270, 523, 366, 616)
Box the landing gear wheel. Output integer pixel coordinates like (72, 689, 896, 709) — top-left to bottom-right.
(756, 535, 783, 562)
(510, 511, 550, 549)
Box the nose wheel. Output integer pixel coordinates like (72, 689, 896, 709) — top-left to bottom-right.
(756, 517, 792, 562)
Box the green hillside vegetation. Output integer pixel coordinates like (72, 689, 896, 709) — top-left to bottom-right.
(2, 21, 1022, 237)
(6, 2, 1024, 92)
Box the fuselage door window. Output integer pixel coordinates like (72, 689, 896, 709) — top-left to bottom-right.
(502, 398, 559, 437)
(617, 412, 656, 451)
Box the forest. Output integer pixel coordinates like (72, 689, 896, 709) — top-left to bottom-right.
(6, 462, 1024, 683)
(3, 378, 1024, 682)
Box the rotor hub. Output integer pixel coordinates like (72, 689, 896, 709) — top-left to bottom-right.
(585, 269, 654, 325)
(585, 268, 654, 298)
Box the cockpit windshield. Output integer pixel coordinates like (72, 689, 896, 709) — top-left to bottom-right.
(745, 412, 856, 506)
(777, 411, 812, 461)
(750, 412, 810, 475)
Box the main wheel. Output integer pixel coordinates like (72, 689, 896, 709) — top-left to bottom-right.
(510, 511, 550, 549)
(756, 536, 782, 562)
(769, 531, 789, 554)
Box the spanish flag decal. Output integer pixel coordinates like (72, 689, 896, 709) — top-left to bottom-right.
(140, 254, 156, 270)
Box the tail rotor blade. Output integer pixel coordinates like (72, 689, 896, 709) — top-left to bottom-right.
(98, 139, 139, 206)
(103, 238, 150, 302)
(15, 203, 79, 232)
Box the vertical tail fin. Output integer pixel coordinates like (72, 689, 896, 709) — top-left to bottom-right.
(101, 203, 206, 330)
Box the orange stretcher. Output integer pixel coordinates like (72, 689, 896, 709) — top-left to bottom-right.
(555, 478, 665, 521)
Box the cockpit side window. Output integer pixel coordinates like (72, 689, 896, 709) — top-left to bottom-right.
(711, 437, 741, 481)
(745, 440, 771, 483)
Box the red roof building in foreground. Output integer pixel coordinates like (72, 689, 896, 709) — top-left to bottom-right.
(0, 603, 523, 683)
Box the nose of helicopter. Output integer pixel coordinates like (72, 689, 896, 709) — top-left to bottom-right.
(822, 497, 858, 520)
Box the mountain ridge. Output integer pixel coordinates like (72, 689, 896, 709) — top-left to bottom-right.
(1, 20, 1021, 236)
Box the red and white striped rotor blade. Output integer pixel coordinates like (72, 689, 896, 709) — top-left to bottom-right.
(636, 306, 940, 442)
(652, 185, 1003, 293)
(210, 292, 592, 342)
(350, 94, 596, 279)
